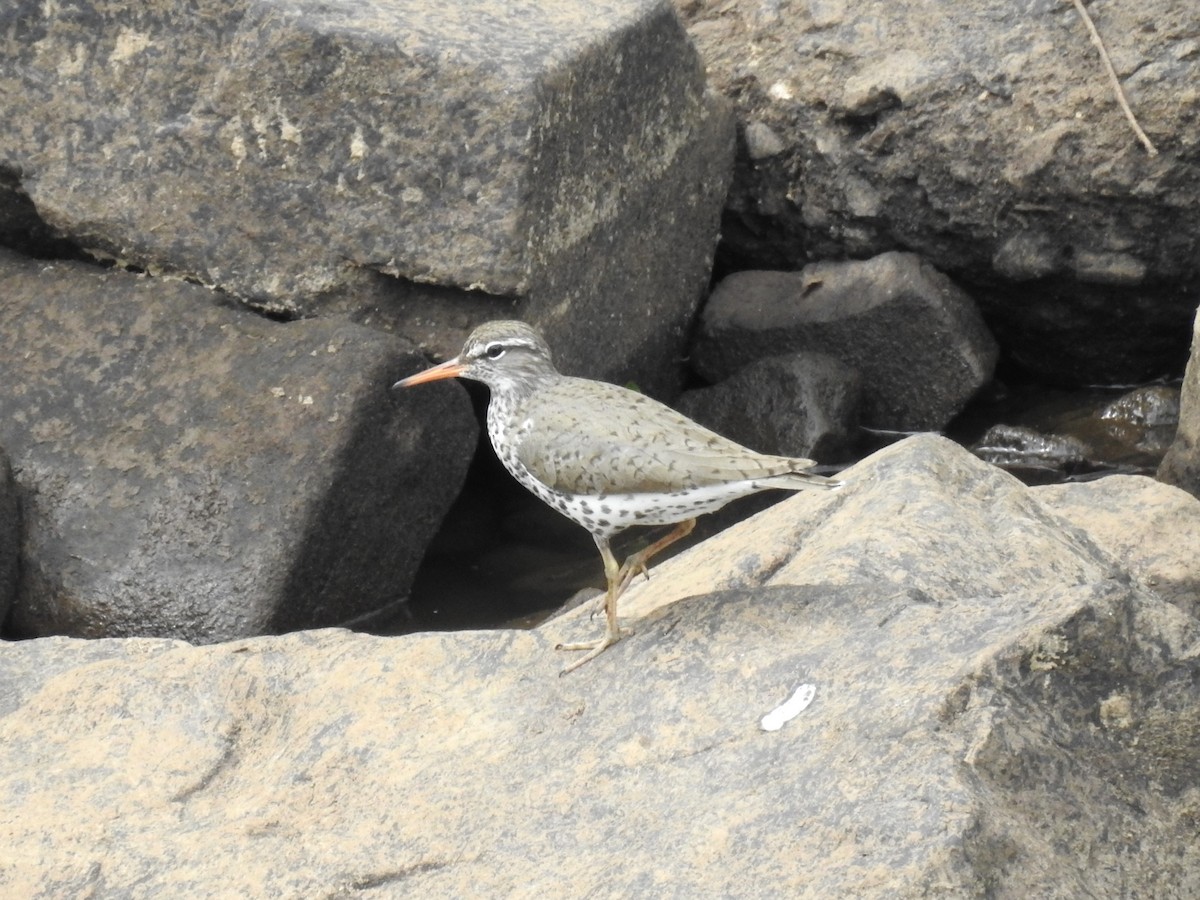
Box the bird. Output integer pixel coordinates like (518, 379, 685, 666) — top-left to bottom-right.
(394, 320, 843, 673)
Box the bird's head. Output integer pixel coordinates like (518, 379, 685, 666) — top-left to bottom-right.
(393, 320, 559, 395)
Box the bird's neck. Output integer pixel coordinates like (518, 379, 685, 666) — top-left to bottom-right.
(484, 369, 556, 435)
(488, 368, 558, 405)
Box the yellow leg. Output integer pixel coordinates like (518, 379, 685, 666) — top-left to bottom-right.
(616, 518, 696, 594)
(556, 519, 697, 675)
(557, 535, 625, 673)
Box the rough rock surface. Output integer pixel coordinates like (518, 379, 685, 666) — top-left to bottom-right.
(678, 0, 1199, 384)
(1, 435, 1197, 897)
(1159, 308, 1200, 496)
(0, 0, 733, 395)
(1036, 475, 1200, 622)
(0, 448, 18, 627)
(676, 351, 861, 461)
(608, 435, 1189, 624)
(0, 170, 81, 260)
(692, 252, 998, 430)
(0, 249, 476, 642)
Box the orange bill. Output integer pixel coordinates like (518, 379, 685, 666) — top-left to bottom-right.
(393, 357, 465, 389)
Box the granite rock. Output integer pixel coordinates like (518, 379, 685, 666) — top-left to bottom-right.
(1036, 474, 1200, 622)
(676, 351, 861, 461)
(0, 0, 733, 396)
(0, 249, 476, 641)
(692, 252, 998, 430)
(1, 435, 1197, 896)
(679, 0, 1200, 384)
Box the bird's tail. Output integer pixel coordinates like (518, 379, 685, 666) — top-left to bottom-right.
(759, 470, 844, 492)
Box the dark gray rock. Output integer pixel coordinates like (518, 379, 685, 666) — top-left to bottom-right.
(1094, 384, 1180, 461)
(977, 280, 1194, 388)
(0, 448, 18, 628)
(0, 249, 476, 641)
(0, 0, 733, 397)
(676, 352, 860, 460)
(693, 252, 998, 430)
(1, 436, 1197, 896)
(1160, 309, 1200, 496)
(958, 381, 1179, 484)
(1101, 385, 1181, 431)
(680, 0, 1200, 385)
(970, 424, 1090, 481)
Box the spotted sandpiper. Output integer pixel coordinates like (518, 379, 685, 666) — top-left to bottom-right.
(395, 321, 842, 673)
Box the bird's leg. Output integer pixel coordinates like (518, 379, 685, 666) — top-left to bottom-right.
(583, 518, 698, 621)
(557, 535, 626, 673)
(616, 518, 696, 594)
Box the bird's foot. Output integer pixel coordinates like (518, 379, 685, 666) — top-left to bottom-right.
(556, 628, 628, 675)
(584, 591, 607, 621)
(616, 556, 651, 594)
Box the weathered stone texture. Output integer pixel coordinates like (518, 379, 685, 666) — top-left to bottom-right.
(679, 0, 1199, 384)
(692, 252, 998, 430)
(0, 448, 18, 627)
(1, 436, 1196, 896)
(677, 351, 861, 461)
(0, 0, 734, 394)
(0, 249, 475, 641)
(1159, 307, 1200, 497)
(1036, 475, 1200, 621)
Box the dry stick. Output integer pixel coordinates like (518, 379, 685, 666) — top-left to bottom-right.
(1069, 0, 1159, 156)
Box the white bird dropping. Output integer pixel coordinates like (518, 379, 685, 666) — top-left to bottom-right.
(760, 683, 816, 731)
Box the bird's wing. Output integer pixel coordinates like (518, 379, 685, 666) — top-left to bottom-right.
(512, 378, 818, 495)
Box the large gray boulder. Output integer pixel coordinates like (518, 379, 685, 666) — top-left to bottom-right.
(0, 249, 475, 641)
(692, 252, 998, 430)
(680, 0, 1199, 384)
(1, 436, 1196, 896)
(676, 351, 861, 460)
(0, 0, 734, 395)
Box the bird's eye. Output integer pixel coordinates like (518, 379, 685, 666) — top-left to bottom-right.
(484, 343, 506, 360)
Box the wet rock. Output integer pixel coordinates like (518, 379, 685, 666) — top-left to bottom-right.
(679, 0, 1200, 385)
(0, 250, 475, 641)
(957, 380, 1180, 482)
(692, 252, 997, 430)
(970, 424, 1090, 482)
(1101, 385, 1182, 430)
(2, 436, 1197, 896)
(968, 393, 1179, 483)
(1098, 384, 1180, 455)
(676, 352, 861, 460)
(0, 0, 733, 397)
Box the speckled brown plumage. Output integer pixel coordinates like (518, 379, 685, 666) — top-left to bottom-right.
(514, 377, 825, 496)
(395, 320, 843, 673)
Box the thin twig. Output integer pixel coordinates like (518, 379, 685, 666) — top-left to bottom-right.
(1069, 0, 1159, 156)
